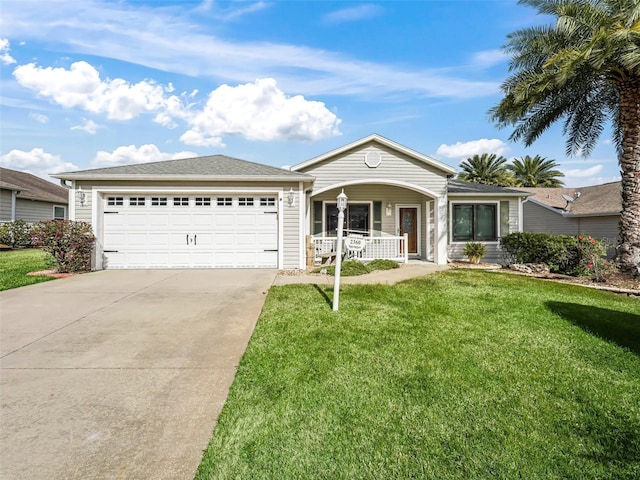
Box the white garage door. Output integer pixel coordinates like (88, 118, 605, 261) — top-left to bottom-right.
(102, 194, 278, 268)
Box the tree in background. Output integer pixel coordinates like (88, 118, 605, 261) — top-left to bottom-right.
(490, 0, 640, 273)
(457, 153, 515, 186)
(508, 155, 565, 187)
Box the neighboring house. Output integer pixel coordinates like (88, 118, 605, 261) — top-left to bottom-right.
(519, 181, 620, 253)
(0, 167, 69, 223)
(53, 134, 530, 270)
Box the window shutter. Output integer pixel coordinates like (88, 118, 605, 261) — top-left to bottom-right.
(313, 201, 323, 235)
(500, 201, 510, 237)
(373, 201, 382, 231)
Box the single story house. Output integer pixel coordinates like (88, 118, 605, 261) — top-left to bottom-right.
(0, 167, 69, 223)
(519, 181, 620, 254)
(53, 134, 530, 270)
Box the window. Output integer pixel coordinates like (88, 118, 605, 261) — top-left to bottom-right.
(195, 197, 211, 206)
(452, 204, 497, 242)
(107, 196, 123, 206)
(260, 197, 276, 207)
(217, 197, 232, 206)
(173, 197, 189, 206)
(325, 203, 370, 235)
(238, 197, 254, 206)
(151, 197, 167, 206)
(53, 206, 66, 219)
(129, 197, 146, 206)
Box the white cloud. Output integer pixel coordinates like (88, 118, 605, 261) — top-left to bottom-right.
(71, 119, 101, 134)
(0, 148, 79, 180)
(29, 112, 48, 123)
(560, 164, 622, 187)
(472, 49, 508, 68)
(436, 139, 509, 159)
(0, 38, 16, 65)
(13, 61, 185, 121)
(0, 1, 499, 99)
(180, 78, 341, 147)
(91, 144, 196, 167)
(323, 4, 384, 24)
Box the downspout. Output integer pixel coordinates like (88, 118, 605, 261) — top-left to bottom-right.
(11, 191, 17, 221)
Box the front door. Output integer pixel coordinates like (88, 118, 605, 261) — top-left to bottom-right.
(399, 207, 418, 254)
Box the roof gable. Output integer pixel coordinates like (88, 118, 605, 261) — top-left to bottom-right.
(292, 134, 457, 175)
(0, 168, 69, 204)
(52, 155, 314, 181)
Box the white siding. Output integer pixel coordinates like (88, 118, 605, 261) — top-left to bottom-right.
(299, 143, 448, 198)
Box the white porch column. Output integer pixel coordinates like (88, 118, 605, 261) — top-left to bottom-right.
(435, 196, 448, 265)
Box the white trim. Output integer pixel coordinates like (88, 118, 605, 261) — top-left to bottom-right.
(449, 200, 501, 244)
(518, 197, 524, 232)
(278, 188, 284, 270)
(10, 191, 16, 221)
(69, 181, 76, 220)
(426, 200, 434, 261)
(292, 134, 457, 175)
(395, 204, 421, 255)
(52, 173, 313, 182)
(298, 181, 304, 269)
(311, 178, 440, 200)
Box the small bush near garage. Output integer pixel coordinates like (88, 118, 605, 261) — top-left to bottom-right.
(313, 259, 399, 276)
(366, 259, 400, 271)
(31, 220, 96, 273)
(0, 220, 33, 248)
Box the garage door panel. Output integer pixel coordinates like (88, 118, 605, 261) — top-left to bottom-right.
(102, 194, 279, 269)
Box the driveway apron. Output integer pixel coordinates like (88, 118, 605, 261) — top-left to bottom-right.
(0, 269, 276, 480)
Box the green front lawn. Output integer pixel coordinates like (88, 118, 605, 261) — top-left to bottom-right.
(196, 270, 640, 479)
(0, 249, 56, 291)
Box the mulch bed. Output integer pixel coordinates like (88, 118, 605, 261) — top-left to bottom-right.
(27, 270, 75, 279)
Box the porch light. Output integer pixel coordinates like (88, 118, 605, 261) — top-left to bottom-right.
(386, 202, 392, 216)
(287, 187, 295, 207)
(76, 187, 86, 207)
(333, 189, 348, 311)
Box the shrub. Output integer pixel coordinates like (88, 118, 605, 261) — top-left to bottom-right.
(500, 232, 579, 273)
(30, 220, 96, 273)
(0, 220, 33, 248)
(463, 242, 486, 264)
(575, 235, 612, 281)
(367, 259, 400, 271)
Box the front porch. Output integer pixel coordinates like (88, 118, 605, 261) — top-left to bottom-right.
(305, 183, 448, 266)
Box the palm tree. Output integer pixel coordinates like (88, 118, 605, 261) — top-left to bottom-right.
(457, 153, 515, 186)
(508, 155, 565, 187)
(490, 0, 640, 273)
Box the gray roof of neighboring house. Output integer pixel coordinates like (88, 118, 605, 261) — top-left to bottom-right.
(447, 180, 530, 196)
(53, 155, 314, 182)
(519, 181, 621, 216)
(0, 168, 69, 204)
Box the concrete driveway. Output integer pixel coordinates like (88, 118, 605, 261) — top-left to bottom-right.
(0, 269, 277, 480)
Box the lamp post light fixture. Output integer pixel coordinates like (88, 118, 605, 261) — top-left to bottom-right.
(287, 187, 295, 207)
(332, 189, 348, 311)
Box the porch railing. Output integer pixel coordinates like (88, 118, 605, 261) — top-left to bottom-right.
(311, 233, 409, 265)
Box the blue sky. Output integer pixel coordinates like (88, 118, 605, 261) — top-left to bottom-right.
(0, 0, 620, 187)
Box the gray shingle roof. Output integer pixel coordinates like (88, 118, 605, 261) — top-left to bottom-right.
(447, 180, 529, 196)
(519, 181, 621, 216)
(54, 155, 313, 181)
(0, 168, 69, 204)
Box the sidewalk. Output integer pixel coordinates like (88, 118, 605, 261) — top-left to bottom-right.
(273, 262, 448, 286)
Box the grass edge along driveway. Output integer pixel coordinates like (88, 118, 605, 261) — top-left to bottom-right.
(196, 270, 640, 480)
(0, 249, 55, 291)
